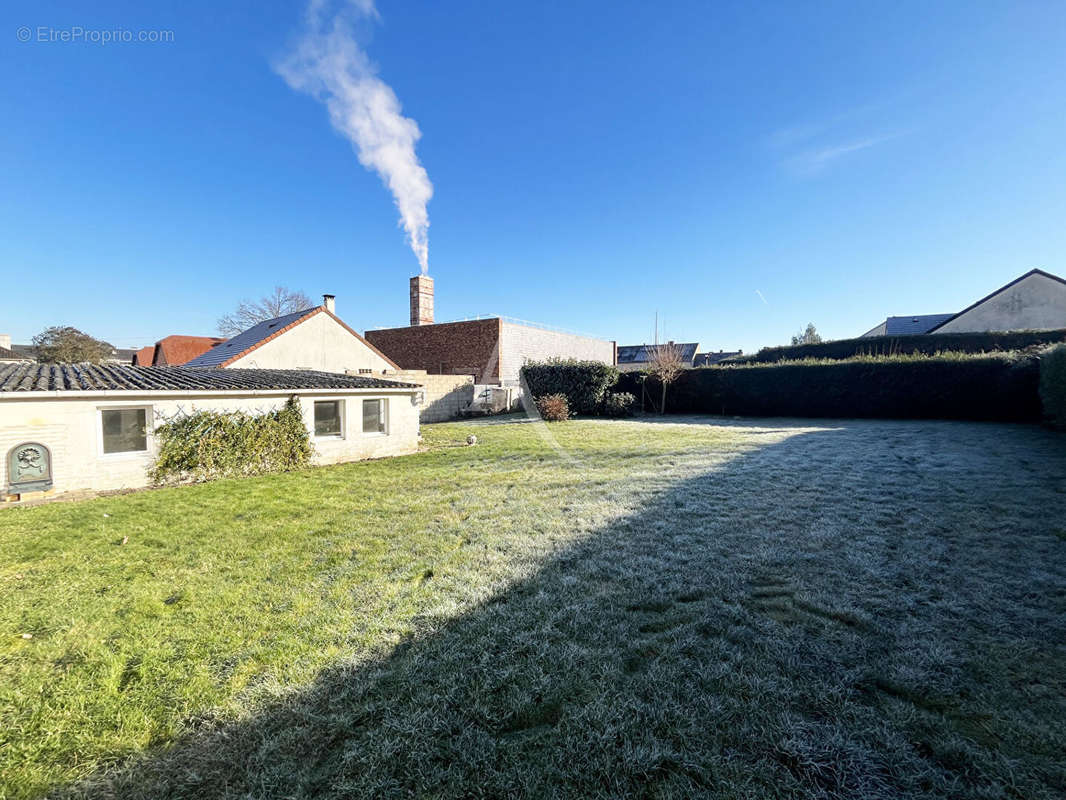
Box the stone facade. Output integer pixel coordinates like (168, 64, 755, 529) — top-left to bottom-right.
(0, 387, 420, 500)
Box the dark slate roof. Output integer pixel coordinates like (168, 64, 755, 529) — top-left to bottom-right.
(0, 364, 418, 393)
(693, 350, 743, 367)
(617, 343, 699, 364)
(185, 308, 319, 367)
(881, 314, 955, 336)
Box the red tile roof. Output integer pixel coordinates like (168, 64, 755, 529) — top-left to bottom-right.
(153, 335, 226, 366)
(132, 346, 155, 366)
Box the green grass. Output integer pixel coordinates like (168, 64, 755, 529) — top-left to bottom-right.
(2, 415, 1065, 798)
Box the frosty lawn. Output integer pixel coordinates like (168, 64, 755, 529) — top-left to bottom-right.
(2, 416, 1065, 798)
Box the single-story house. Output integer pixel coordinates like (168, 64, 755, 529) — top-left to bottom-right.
(0, 363, 421, 500)
(861, 268, 1066, 337)
(132, 335, 226, 366)
(616, 342, 699, 372)
(693, 350, 743, 367)
(186, 295, 398, 375)
(365, 277, 617, 386)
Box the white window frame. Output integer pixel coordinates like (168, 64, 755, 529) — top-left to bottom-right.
(312, 398, 346, 440)
(361, 397, 389, 436)
(97, 404, 153, 459)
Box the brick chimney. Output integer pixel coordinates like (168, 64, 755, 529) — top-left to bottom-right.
(322, 294, 336, 314)
(410, 275, 434, 326)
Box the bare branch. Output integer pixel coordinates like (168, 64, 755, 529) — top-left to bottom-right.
(217, 287, 314, 337)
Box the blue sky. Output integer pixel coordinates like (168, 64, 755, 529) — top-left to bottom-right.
(3, 1, 1065, 354)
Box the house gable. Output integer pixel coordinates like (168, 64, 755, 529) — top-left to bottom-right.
(225, 308, 399, 373)
(929, 269, 1066, 334)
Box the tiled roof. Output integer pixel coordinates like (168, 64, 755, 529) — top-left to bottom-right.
(0, 364, 419, 393)
(882, 314, 955, 336)
(184, 308, 320, 367)
(155, 335, 226, 366)
(132, 346, 154, 366)
(617, 343, 699, 364)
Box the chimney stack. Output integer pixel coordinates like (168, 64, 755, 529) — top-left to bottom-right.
(410, 275, 434, 326)
(322, 294, 336, 314)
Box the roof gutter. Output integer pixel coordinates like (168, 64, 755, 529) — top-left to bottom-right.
(0, 385, 421, 401)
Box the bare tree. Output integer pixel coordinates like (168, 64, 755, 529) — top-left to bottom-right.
(645, 342, 686, 414)
(217, 287, 314, 337)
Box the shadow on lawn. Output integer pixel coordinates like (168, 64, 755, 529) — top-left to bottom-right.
(57, 423, 1066, 799)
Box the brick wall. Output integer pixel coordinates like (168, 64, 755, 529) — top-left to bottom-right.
(365, 319, 502, 384)
(499, 322, 616, 385)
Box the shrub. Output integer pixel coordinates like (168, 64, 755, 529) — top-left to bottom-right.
(520, 359, 619, 416)
(604, 392, 636, 418)
(736, 328, 1066, 364)
(535, 393, 570, 422)
(615, 353, 1041, 422)
(150, 397, 313, 484)
(1039, 344, 1066, 429)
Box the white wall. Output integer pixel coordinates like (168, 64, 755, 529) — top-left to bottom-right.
(230, 312, 396, 373)
(498, 322, 615, 385)
(936, 273, 1066, 333)
(0, 388, 419, 498)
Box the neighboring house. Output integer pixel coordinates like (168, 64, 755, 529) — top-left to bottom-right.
(132, 335, 226, 366)
(861, 269, 1066, 337)
(0, 364, 421, 499)
(0, 335, 26, 363)
(928, 269, 1066, 334)
(365, 277, 616, 386)
(693, 350, 743, 367)
(186, 295, 398, 374)
(861, 314, 954, 338)
(616, 342, 699, 372)
(132, 346, 154, 366)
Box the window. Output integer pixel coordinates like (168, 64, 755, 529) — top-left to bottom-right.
(101, 408, 148, 454)
(362, 398, 387, 434)
(314, 400, 343, 437)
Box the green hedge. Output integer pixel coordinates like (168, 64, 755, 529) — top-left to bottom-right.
(520, 359, 620, 416)
(617, 354, 1041, 422)
(1040, 344, 1066, 429)
(737, 328, 1066, 364)
(150, 397, 313, 484)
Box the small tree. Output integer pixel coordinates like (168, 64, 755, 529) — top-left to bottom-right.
(791, 323, 822, 346)
(645, 342, 686, 414)
(218, 286, 313, 337)
(32, 326, 114, 364)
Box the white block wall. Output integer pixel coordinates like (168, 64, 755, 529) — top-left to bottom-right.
(498, 322, 615, 385)
(0, 388, 419, 498)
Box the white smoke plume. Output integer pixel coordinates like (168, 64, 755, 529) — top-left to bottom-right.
(278, 0, 433, 274)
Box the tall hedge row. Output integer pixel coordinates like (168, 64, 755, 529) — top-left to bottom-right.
(616, 354, 1041, 422)
(1040, 344, 1066, 429)
(520, 359, 620, 415)
(738, 328, 1066, 364)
